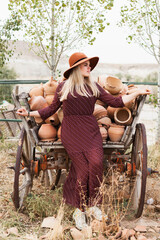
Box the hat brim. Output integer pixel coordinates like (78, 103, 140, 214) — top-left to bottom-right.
(63, 56, 99, 79)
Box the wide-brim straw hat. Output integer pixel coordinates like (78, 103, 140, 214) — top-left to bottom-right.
(63, 52, 99, 79)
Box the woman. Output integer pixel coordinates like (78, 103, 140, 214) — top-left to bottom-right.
(17, 52, 150, 230)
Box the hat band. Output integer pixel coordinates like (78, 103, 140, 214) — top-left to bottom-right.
(72, 57, 87, 66)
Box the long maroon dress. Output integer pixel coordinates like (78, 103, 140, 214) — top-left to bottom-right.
(38, 82, 124, 210)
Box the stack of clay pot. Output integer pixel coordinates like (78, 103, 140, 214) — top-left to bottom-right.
(95, 75, 138, 142)
(28, 77, 60, 142)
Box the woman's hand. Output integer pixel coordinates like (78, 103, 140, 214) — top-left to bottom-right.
(137, 88, 151, 95)
(16, 107, 28, 117)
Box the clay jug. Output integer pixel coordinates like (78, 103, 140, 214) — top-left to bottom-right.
(38, 123, 57, 141)
(34, 117, 43, 124)
(105, 76, 123, 95)
(108, 124, 125, 142)
(45, 113, 60, 126)
(57, 126, 61, 140)
(114, 107, 133, 126)
(57, 108, 64, 123)
(99, 125, 108, 142)
(97, 116, 111, 128)
(44, 77, 58, 95)
(93, 104, 108, 120)
(29, 83, 44, 97)
(127, 84, 138, 94)
(45, 94, 55, 105)
(106, 106, 117, 120)
(28, 96, 48, 110)
(125, 99, 135, 110)
(96, 99, 106, 107)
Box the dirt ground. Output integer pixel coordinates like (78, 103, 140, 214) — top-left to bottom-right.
(0, 140, 160, 240)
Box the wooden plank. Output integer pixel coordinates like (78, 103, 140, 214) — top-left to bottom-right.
(1, 112, 15, 137)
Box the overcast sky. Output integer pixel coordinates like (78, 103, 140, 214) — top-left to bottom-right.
(0, 0, 157, 64)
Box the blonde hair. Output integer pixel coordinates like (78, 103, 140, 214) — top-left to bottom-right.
(60, 66, 100, 101)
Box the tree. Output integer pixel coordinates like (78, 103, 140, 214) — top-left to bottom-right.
(0, 15, 21, 68)
(119, 0, 160, 142)
(8, 0, 114, 78)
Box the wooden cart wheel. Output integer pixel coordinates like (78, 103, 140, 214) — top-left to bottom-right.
(130, 123, 147, 218)
(12, 127, 34, 210)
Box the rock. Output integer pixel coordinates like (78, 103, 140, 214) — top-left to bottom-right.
(127, 229, 136, 237)
(148, 228, 155, 233)
(6, 227, 19, 236)
(134, 225, 147, 233)
(121, 228, 130, 240)
(82, 226, 92, 238)
(70, 228, 84, 240)
(137, 235, 148, 240)
(130, 237, 136, 240)
(41, 216, 57, 228)
(155, 205, 160, 212)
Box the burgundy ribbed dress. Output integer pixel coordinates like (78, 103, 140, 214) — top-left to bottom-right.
(38, 82, 124, 210)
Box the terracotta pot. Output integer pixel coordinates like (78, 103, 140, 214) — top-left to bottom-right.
(108, 124, 125, 142)
(45, 113, 60, 126)
(93, 104, 108, 120)
(28, 96, 48, 110)
(125, 99, 135, 110)
(29, 83, 44, 97)
(38, 123, 57, 141)
(34, 117, 43, 124)
(127, 84, 138, 94)
(114, 107, 133, 126)
(57, 108, 64, 123)
(97, 116, 111, 128)
(44, 77, 58, 95)
(106, 106, 117, 120)
(99, 125, 108, 142)
(45, 94, 55, 105)
(57, 126, 61, 139)
(96, 99, 106, 107)
(105, 76, 123, 95)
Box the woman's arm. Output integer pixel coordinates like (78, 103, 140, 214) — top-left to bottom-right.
(16, 108, 40, 117)
(122, 88, 151, 105)
(16, 82, 64, 119)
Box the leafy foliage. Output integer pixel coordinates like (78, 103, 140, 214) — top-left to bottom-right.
(0, 16, 21, 67)
(119, 0, 159, 63)
(8, 0, 114, 76)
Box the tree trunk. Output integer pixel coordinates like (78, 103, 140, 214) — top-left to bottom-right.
(156, 24, 160, 142)
(51, 0, 55, 79)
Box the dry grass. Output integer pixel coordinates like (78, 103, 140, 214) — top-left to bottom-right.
(0, 139, 160, 239)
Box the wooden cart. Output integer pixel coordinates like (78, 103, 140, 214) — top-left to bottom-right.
(11, 85, 148, 218)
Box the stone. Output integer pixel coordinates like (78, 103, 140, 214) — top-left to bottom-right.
(130, 237, 136, 240)
(155, 205, 160, 212)
(70, 228, 84, 240)
(41, 217, 57, 229)
(137, 235, 148, 240)
(134, 225, 147, 233)
(121, 228, 129, 240)
(127, 229, 136, 237)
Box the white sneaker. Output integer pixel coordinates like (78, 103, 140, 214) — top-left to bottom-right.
(86, 206, 108, 221)
(73, 208, 88, 230)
